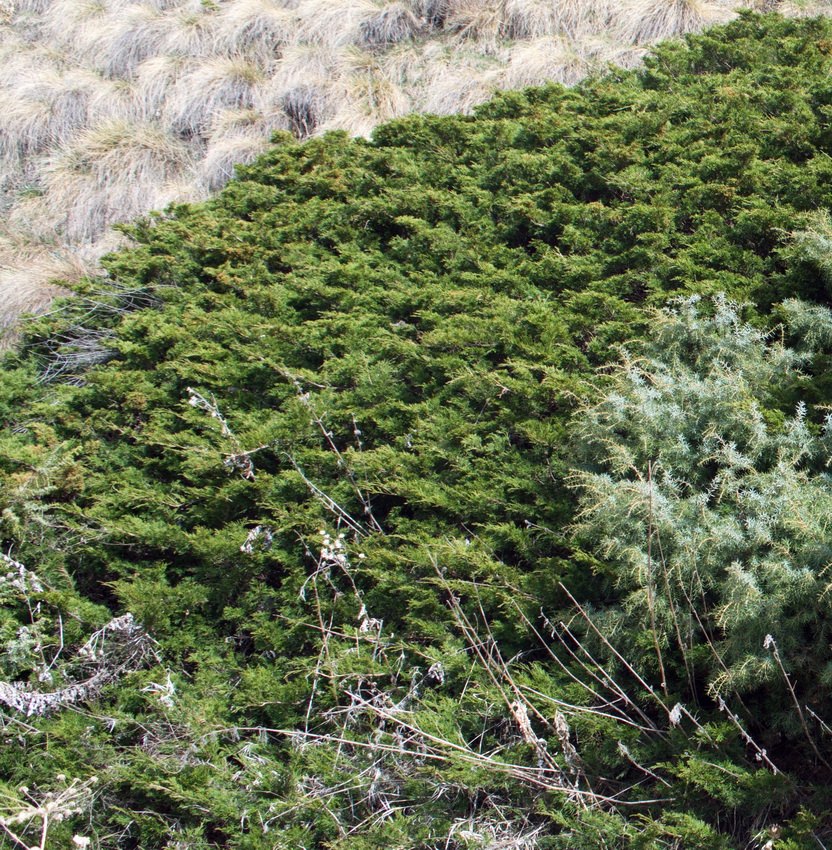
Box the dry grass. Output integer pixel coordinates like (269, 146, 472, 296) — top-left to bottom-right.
(2, 0, 832, 329)
(133, 53, 194, 121)
(498, 35, 605, 89)
(98, 4, 174, 79)
(504, 0, 613, 39)
(17, 119, 194, 242)
(775, 0, 832, 15)
(278, 84, 329, 136)
(159, 0, 219, 58)
(0, 268, 71, 331)
(358, 0, 425, 46)
(38, 0, 109, 60)
(319, 47, 412, 135)
(201, 106, 285, 187)
(260, 43, 347, 134)
(200, 133, 274, 191)
(0, 244, 91, 344)
(163, 56, 267, 137)
(445, 0, 506, 51)
(417, 43, 502, 113)
(612, 0, 736, 44)
(294, 0, 382, 48)
(214, 0, 294, 62)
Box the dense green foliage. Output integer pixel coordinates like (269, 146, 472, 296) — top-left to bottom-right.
(7, 11, 832, 847)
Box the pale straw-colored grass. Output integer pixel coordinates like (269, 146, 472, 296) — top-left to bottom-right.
(163, 55, 267, 136)
(11, 0, 53, 14)
(0, 270, 72, 334)
(411, 0, 451, 28)
(133, 53, 194, 120)
(503, 0, 568, 40)
(259, 43, 346, 134)
(0, 37, 66, 90)
(206, 104, 288, 145)
(0, 244, 92, 343)
(421, 69, 497, 114)
(603, 40, 650, 69)
(6, 67, 106, 149)
(0, 92, 55, 160)
(497, 35, 604, 89)
(97, 2, 172, 78)
(294, 0, 381, 48)
(87, 74, 144, 123)
(19, 119, 194, 242)
(775, 0, 832, 15)
(612, 0, 736, 44)
(160, 0, 220, 58)
(445, 0, 505, 52)
(380, 38, 429, 77)
(504, 0, 614, 38)
(357, 1, 425, 47)
(278, 83, 332, 136)
(214, 0, 294, 63)
(417, 44, 501, 113)
(318, 46, 411, 135)
(38, 0, 108, 62)
(267, 41, 347, 92)
(200, 133, 274, 191)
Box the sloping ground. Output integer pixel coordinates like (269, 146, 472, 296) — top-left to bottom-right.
(4, 14, 832, 847)
(0, 0, 827, 335)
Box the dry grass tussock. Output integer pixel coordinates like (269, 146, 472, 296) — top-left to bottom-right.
(0, 244, 93, 347)
(13, 119, 198, 243)
(503, 0, 611, 39)
(3, 0, 832, 330)
(163, 56, 267, 136)
(612, 0, 735, 44)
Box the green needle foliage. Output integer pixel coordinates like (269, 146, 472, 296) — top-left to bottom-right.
(7, 11, 832, 848)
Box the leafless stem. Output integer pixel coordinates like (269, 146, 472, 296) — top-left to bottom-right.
(645, 461, 668, 695)
(764, 635, 829, 769)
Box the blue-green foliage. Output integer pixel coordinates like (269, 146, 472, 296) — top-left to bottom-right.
(574, 295, 832, 737)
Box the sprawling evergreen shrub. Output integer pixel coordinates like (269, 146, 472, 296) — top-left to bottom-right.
(6, 12, 832, 848)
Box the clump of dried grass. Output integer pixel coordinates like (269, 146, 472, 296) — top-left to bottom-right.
(497, 35, 605, 89)
(612, 0, 736, 44)
(132, 53, 194, 121)
(163, 55, 267, 136)
(417, 43, 501, 113)
(294, 0, 380, 48)
(214, 0, 294, 62)
(200, 107, 283, 188)
(18, 119, 194, 242)
(200, 135, 273, 191)
(445, 0, 505, 52)
(318, 46, 411, 135)
(774, 0, 832, 16)
(503, 0, 613, 40)
(160, 0, 219, 57)
(37, 0, 109, 63)
(260, 42, 346, 133)
(358, 0, 425, 47)
(98, 3, 172, 77)
(0, 241, 95, 345)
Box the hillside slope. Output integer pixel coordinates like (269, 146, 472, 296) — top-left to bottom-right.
(0, 0, 829, 335)
(4, 13, 832, 848)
